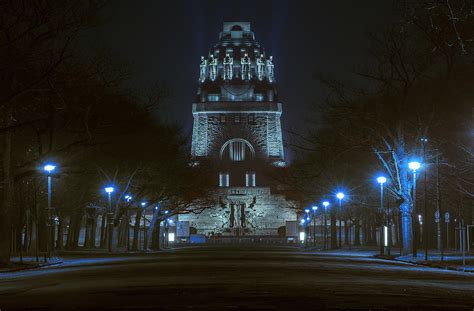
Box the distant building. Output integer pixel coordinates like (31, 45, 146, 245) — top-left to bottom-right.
(179, 22, 297, 236)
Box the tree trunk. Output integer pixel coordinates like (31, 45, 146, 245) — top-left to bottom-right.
(99, 212, 106, 248)
(401, 206, 413, 256)
(0, 114, 14, 266)
(56, 214, 64, 250)
(344, 221, 349, 245)
(132, 210, 143, 251)
(330, 209, 337, 249)
(354, 217, 361, 246)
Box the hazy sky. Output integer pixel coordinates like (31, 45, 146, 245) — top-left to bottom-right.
(89, 0, 396, 136)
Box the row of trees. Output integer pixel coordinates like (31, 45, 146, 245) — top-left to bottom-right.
(290, 0, 474, 255)
(0, 1, 214, 266)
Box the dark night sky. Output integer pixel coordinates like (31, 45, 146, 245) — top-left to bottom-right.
(88, 0, 396, 136)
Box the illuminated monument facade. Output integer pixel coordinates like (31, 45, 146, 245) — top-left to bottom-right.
(180, 22, 296, 236)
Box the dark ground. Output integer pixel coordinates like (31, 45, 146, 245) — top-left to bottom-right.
(0, 245, 473, 310)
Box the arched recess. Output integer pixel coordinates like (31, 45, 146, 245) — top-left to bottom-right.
(219, 138, 256, 161)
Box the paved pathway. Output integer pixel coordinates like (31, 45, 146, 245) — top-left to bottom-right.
(0, 246, 473, 310)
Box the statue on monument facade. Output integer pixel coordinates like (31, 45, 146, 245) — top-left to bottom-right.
(241, 53, 251, 80)
(208, 54, 217, 81)
(266, 55, 274, 83)
(256, 54, 265, 81)
(199, 56, 207, 82)
(223, 53, 233, 80)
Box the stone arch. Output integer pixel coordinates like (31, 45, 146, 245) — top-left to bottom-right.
(219, 138, 255, 161)
(231, 25, 243, 31)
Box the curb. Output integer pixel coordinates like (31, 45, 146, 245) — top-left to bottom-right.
(374, 255, 474, 273)
(0, 260, 63, 273)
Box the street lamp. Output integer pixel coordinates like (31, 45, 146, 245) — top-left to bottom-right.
(322, 201, 329, 249)
(43, 163, 56, 260)
(123, 195, 132, 251)
(336, 192, 344, 248)
(140, 202, 148, 251)
(311, 206, 318, 247)
(409, 161, 421, 257)
(104, 186, 114, 252)
(377, 176, 387, 256)
(300, 219, 306, 244)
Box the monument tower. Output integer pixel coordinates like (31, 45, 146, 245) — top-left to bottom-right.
(180, 22, 296, 237)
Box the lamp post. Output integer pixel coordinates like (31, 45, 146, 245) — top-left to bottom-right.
(336, 192, 344, 248)
(104, 186, 114, 252)
(409, 161, 421, 257)
(43, 164, 56, 260)
(304, 208, 310, 247)
(124, 195, 132, 251)
(421, 138, 429, 261)
(164, 210, 170, 248)
(377, 176, 387, 256)
(141, 202, 147, 251)
(300, 219, 306, 245)
(312, 205, 318, 247)
(322, 201, 329, 250)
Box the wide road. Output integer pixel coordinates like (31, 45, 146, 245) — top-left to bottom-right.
(0, 246, 473, 310)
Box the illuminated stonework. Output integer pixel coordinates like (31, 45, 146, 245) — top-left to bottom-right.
(183, 22, 296, 237)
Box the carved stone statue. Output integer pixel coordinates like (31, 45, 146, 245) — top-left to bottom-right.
(241, 53, 251, 80)
(230, 204, 235, 228)
(256, 54, 265, 81)
(266, 55, 274, 83)
(208, 55, 217, 81)
(199, 56, 207, 82)
(223, 53, 233, 80)
(240, 205, 246, 227)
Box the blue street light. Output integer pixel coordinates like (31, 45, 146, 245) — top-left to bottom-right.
(409, 161, 421, 172)
(304, 208, 310, 214)
(43, 163, 57, 259)
(322, 200, 330, 249)
(43, 164, 56, 174)
(409, 161, 421, 257)
(124, 195, 132, 202)
(104, 186, 114, 194)
(104, 186, 115, 252)
(301, 219, 306, 224)
(336, 192, 345, 248)
(312, 206, 318, 211)
(140, 202, 147, 207)
(377, 176, 388, 256)
(336, 192, 344, 200)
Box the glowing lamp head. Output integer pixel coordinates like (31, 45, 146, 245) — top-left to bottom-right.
(306, 217, 310, 221)
(312, 205, 318, 211)
(336, 192, 345, 200)
(140, 202, 146, 207)
(377, 176, 387, 184)
(124, 195, 132, 202)
(300, 219, 305, 224)
(43, 164, 56, 174)
(304, 208, 310, 214)
(104, 186, 114, 194)
(409, 161, 421, 172)
(164, 210, 169, 214)
(322, 201, 329, 208)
